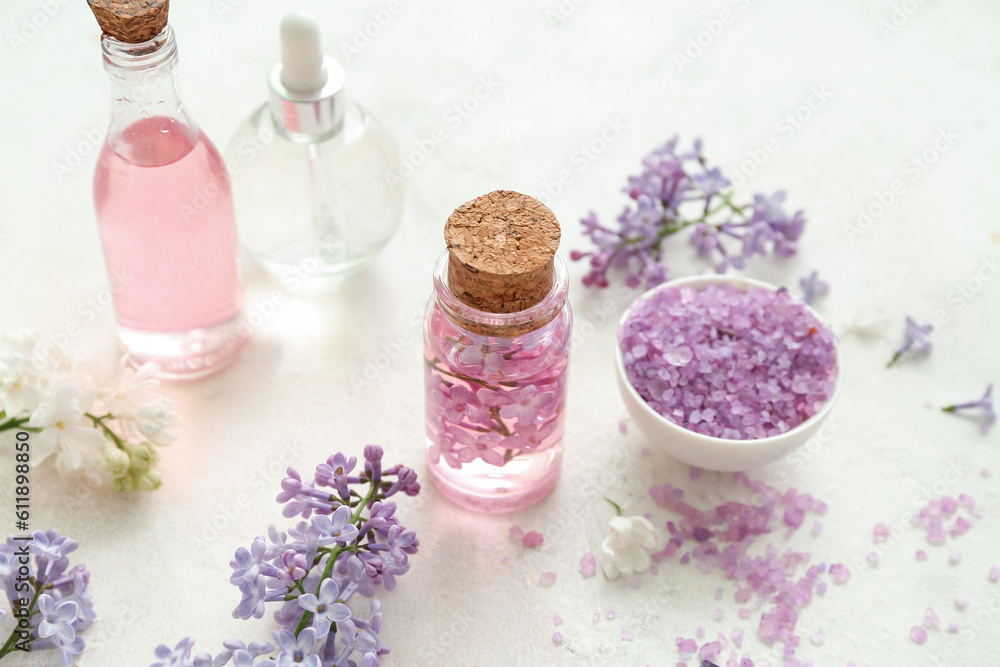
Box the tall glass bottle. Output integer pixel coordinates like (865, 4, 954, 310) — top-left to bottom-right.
(91, 20, 244, 379)
(424, 191, 572, 512)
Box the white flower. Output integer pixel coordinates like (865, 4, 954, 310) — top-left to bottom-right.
(134, 400, 180, 447)
(600, 515, 660, 580)
(100, 359, 160, 419)
(28, 383, 106, 478)
(840, 308, 891, 338)
(0, 332, 43, 418)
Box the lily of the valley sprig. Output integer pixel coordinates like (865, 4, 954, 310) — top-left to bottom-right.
(0, 331, 180, 491)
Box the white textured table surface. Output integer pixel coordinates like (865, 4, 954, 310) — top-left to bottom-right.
(2, 0, 999, 665)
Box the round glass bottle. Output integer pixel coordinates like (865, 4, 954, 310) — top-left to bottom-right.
(424, 192, 572, 512)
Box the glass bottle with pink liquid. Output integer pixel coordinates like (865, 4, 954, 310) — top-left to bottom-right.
(90, 13, 244, 379)
(425, 191, 572, 512)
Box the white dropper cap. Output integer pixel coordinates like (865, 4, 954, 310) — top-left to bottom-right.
(279, 10, 329, 94)
(269, 10, 347, 135)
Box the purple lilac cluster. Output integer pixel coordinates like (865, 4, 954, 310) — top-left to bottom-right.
(425, 310, 569, 469)
(150, 447, 420, 667)
(652, 474, 848, 667)
(0, 531, 94, 666)
(572, 137, 805, 289)
(621, 284, 838, 440)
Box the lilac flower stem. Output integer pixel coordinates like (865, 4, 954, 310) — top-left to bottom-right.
(292, 481, 380, 638)
(424, 358, 518, 389)
(0, 582, 43, 659)
(604, 497, 623, 516)
(0, 416, 37, 433)
(86, 413, 128, 450)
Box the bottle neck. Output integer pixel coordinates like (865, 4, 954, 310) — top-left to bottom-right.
(102, 27, 199, 158)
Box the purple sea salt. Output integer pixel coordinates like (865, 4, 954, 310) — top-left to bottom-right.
(910, 626, 928, 644)
(580, 552, 597, 576)
(553, 632, 563, 645)
(916, 550, 928, 561)
(622, 629, 634, 641)
(989, 564, 1000, 582)
(620, 283, 838, 440)
(954, 595, 969, 608)
(731, 628, 744, 647)
(699, 641, 722, 660)
(949, 550, 962, 564)
(522, 531, 544, 548)
(510, 525, 525, 541)
(553, 615, 563, 626)
(677, 637, 698, 652)
(540, 572, 557, 586)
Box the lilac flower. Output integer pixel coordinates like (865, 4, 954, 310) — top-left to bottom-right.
(230, 537, 269, 585)
(315, 453, 357, 500)
(799, 271, 829, 305)
(274, 628, 321, 667)
(574, 137, 805, 288)
(432, 384, 487, 424)
(216, 639, 276, 665)
(385, 466, 420, 497)
(888, 316, 933, 367)
(498, 385, 555, 425)
(363, 444, 383, 482)
(452, 429, 505, 466)
(942, 384, 996, 433)
(232, 650, 276, 667)
(29, 530, 77, 578)
(312, 505, 359, 546)
(152, 637, 196, 667)
(36, 595, 79, 644)
(458, 341, 506, 374)
(370, 525, 418, 568)
(298, 579, 352, 636)
(501, 420, 558, 453)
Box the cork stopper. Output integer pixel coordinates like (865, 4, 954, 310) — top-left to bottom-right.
(87, 0, 169, 44)
(445, 190, 561, 317)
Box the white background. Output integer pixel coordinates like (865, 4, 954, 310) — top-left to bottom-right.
(1, 0, 999, 665)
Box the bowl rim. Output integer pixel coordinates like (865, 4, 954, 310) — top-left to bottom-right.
(615, 274, 843, 447)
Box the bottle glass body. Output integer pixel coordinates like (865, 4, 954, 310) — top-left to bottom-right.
(424, 251, 572, 512)
(226, 100, 402, 291)
(92, 28, 244, 379)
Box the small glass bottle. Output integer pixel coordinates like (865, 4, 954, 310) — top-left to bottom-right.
(226, 11, 403, 291)
(424, 191, 572, 512)
(89, 2, 244, 379)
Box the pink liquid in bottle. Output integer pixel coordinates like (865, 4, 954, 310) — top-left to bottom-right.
(94, 116, 244, 378)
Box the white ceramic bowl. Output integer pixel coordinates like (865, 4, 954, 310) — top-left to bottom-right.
(615, 274, 842, 472)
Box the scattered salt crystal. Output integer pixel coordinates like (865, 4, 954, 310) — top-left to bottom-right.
(676, 637, 698, 652)
(910, 625, 928, 644)
(696, 626, 705, 638)
(630, 576, 642, 589)
(738, 608, 751, 620)
(522, 531, 544, 548)
(619, 420, 628, 434)
(621, 629, 634, 641)
(949, 550, 962, 564)
(810, 633, 824, 646)
(989, 564, 1000, 582)
(714, 587, 724, 601)
(540, 572, 557, 586)
(873, 522, 890, 543)
(690, 467, 702, 480)
(948, 623, 960, 633)
(593, 613, 600, 622)
(816, 581, 827, 595)
(607, 610, 616, 619)
(502, 556, 510, 565)
(731, 628, 744, 648)
(982, 468, 992, 478)
(509, 525, 525, 541)
(866, 551, 880, 564)
(552, 632, 563, 645)
(650, 565, 659, 575)
(812, 521, 823, 536)
(699, 641, 722, 660)
(829, 563, 850, 583)
(916, 550, 928, 561)
(954, 595, 969, 608)
(641, 447, 651, 456)
(580, 552, 596, 576)
(923, 607, 940, 629)
(713, 608, 724, 621)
